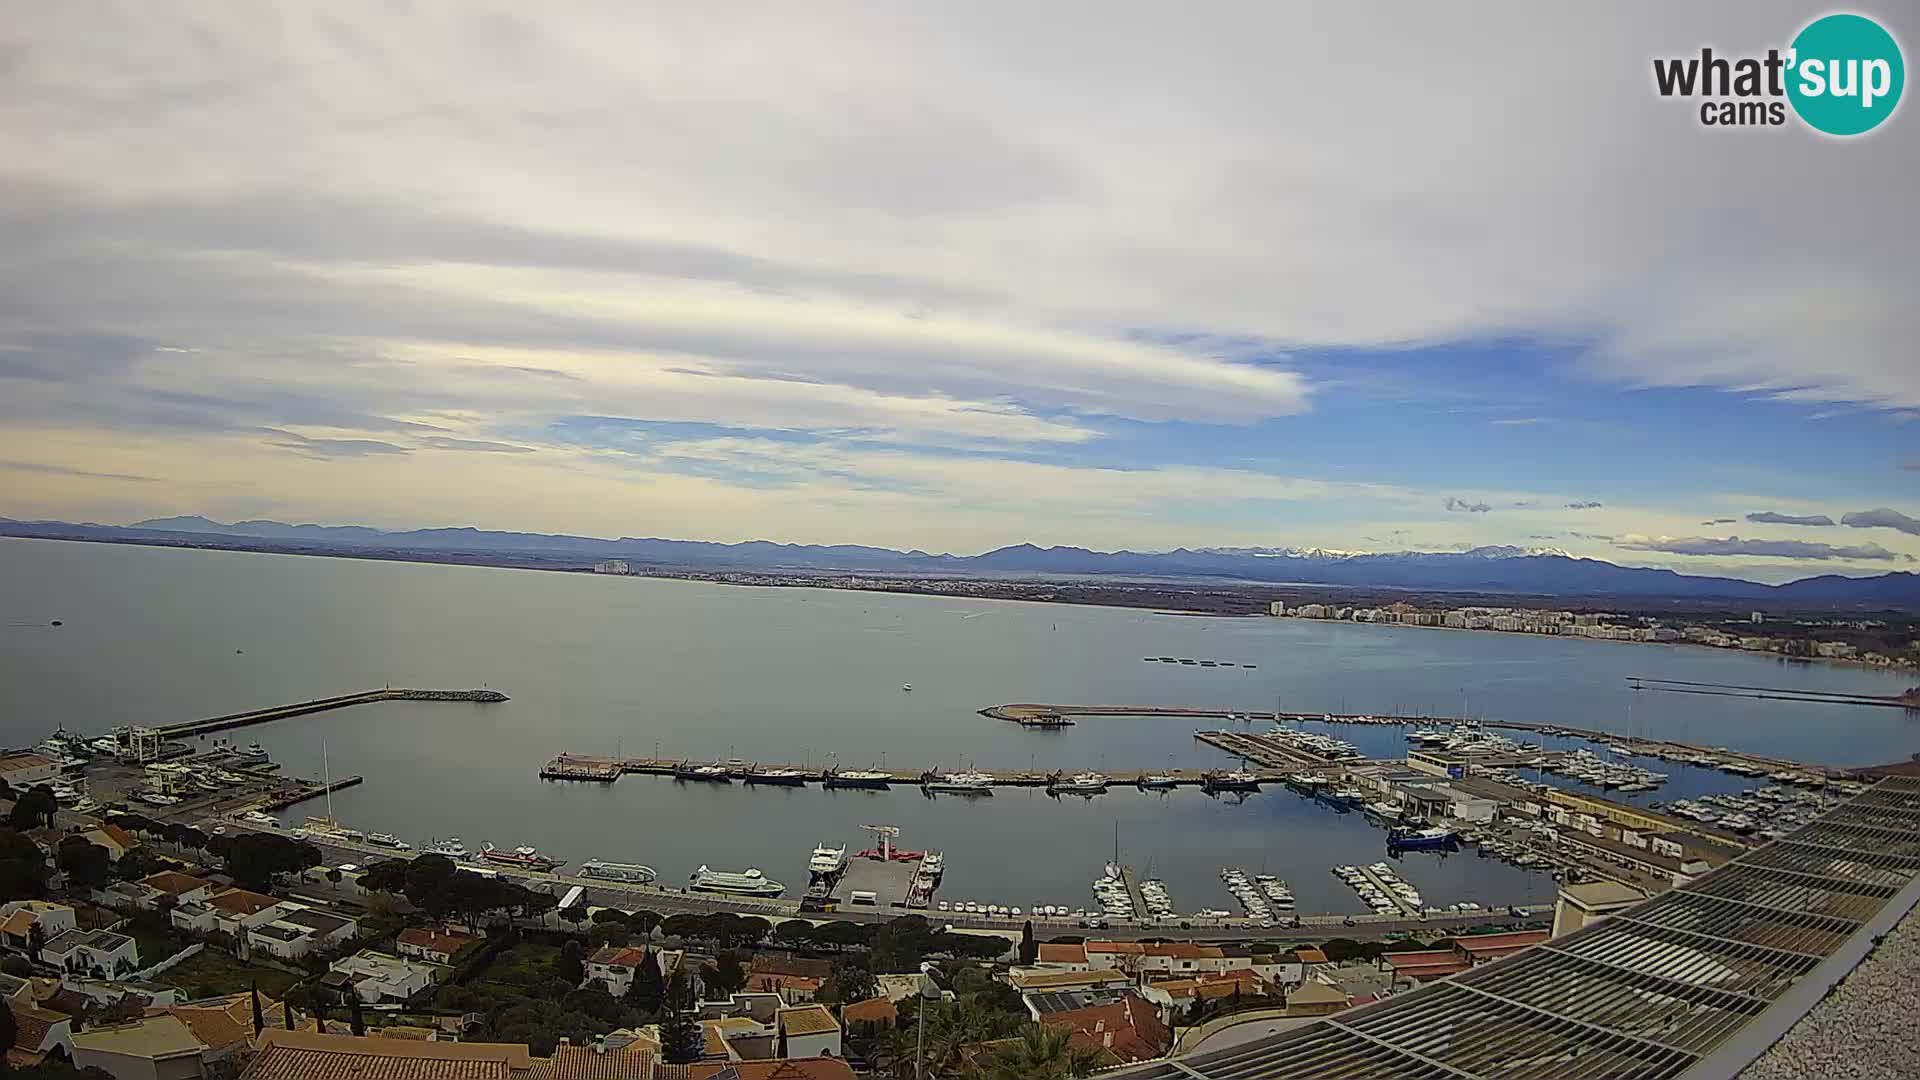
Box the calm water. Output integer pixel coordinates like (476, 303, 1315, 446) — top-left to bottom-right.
(4, 537, 1916, 915)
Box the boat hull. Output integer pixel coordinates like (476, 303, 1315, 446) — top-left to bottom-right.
(744, 773, 807, 786)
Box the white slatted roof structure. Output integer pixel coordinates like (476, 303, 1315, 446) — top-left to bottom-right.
(1121, 776, 1920, 1080)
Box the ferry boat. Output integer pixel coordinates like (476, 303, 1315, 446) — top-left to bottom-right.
(690, 865, 785, 897)
(1387, 826, 1460, 850)
(424, 838, 469, 859)
(580, 860, 658, 883)
(744, 768, 808, 786)
(1047, 771, 1110, 795)
(809, 843, 849, 876)
(480, 844, 565, 872)
(366, 832, 410, 850)
(923, 770, 995, 794)
(674, 762, 733, 783)
(824, 768, 892, 790)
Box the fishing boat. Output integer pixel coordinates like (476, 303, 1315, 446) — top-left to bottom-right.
(809, 843, 849, 876)
(1387, 826, 1460, 850)
(690, 865, 785, 897)
(1202, 769, 1261, 793)
(480, 843, 565, 872)
(1136, 774, 1180, 790)
(824, 768, 892, 790)
(424, 838, 469, 859)
(579, 860, 658, 883)
(744, 767, 808, 786)
(1047, 771, 1110, 796)
(923, 770, 995, 794)
(673, 762, 733, 783)
(233, 743, 270, 765)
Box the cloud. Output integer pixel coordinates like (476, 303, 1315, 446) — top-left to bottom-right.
(0, 460, 154, 482)
(1841, 508, 1920, 537)
(1744, 511, 1835, 527)
(1616, 535, 1912, 562)
(1490, 417, 1544, 426)
(262, 429, 411, 460)
(418, 436, 537, 454)
(1701, 518, 1737, 525)
(1510, 500, 1535, 508)
(1443, 497, 1491, 514)
(1566, 501, 1603, 510)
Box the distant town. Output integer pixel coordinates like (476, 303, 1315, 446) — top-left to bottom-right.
(1267, 599, 1920, 670)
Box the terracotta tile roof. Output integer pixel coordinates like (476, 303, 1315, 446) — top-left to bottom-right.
(1452, 931, 1550, 954)
(1286, 981, 1350, 1006)
(170, 1002, 252, 1051)
(534, 1044, 656, 1078)
(142, 871, 212, 897)
(1036, 943, 1088, 965)
(588, 946, 650, 969)
(775, 1004, 839, 1037)
(0, 911, 35, 937)
(687, 1059, 857, 1080)
(745, 973, 821, 995)
(1292, 946, 1328, 964)
(1046, 995, 1171, 1066)
(3, 1047, 45, 1068)
(1381, 949, 1462, 968)
(397, 927, 480, 955)
(9, 1001, 65, 1052)
(747, 952, 832, 980)
(839, 996, 896, 1026)
(208, 889, 281, 917)
(241, 1030, 533, 1079)
(1142, 943, 1222, 960)
(1084, 941, 1145, 956)
(69, 1015, 203, 1060)
(89, 824, 138, 851)
(1008, 968, 1132, 990)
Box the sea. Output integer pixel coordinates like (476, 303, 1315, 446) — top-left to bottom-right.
(4, 536, 1916, 917)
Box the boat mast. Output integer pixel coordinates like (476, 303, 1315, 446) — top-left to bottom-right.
(323, 738, 334, 824)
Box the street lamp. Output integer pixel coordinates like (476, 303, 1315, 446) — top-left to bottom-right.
(915, 962, 942, 1080)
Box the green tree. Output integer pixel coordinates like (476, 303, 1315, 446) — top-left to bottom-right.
(588, 922, 631, 949)
(657, 968, 703, 1064)
(625, 948, 665, 1014)
(224, 833, 322, 890)
(358, 859, 410, 895)
(349, 994, 366, 1036)
(56, 837, 113, 892)
(0, 990, 15, 1055)
(978, 1023, 1105, 1080)
(0, 828, 50, 899)
(114, 848, 154, 882)
(774, 919, 815, 949)
(8, 786, 57, 831)
(701, 950, 747, 996)
(824, 960, 878, 1006)
(557, 939, 585, 984)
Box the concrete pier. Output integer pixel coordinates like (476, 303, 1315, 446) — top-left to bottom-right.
(159, 687, 508, 739)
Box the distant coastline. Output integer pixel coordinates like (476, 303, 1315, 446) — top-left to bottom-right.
(5, 528, 1916, 676)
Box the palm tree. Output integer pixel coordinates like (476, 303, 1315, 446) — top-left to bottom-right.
(976, 1024, 1104, 1080)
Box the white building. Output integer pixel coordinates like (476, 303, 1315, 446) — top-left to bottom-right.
(0, 752, 62, 789)
(42, 928, 140, 980)
(0, 901, 77, 953)
(775, 1005, 842, 1059)
(245, 906, 358, 960)
(583, 945, 652, 997)
(325, 950, 439, 1003)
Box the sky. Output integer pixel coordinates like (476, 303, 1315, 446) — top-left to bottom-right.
(1, 4, 1916, 583)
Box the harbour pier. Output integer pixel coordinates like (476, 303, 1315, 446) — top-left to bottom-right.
(537, 753, 1298, 790)
(158, 687, 508, 739)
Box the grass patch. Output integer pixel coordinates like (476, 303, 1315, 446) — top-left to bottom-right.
(472, 942, 561, 988)
(160, 948, 303, 999)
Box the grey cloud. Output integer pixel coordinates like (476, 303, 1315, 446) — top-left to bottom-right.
(1443, 497, 1491, 513)
(0, 332, 152, 383)
(419, 436, 536, 454)
(1566, 501, 1603, 510)
(261, 429, 411, 460)
(1569, 531, 1614, 541)
(1745, 512, 1835, 527)
(0, 460, 155, 482)
(1617, 535, 1911, 562)
(1701, 518, 1737, 525)
(1841, 508, 1920, 537)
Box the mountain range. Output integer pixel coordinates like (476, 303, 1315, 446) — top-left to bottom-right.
(3, 513, 1918, 608)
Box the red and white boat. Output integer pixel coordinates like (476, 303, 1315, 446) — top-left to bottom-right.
(479, 843, 565, 872)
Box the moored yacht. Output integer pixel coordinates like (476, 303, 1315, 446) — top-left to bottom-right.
(580, 860, 658, 883)
(366, 832, 410, 849)
(744, 768, 808, 786)
(1136, 774, 1180, 790)
(923, 770, 995, 794)
(824, 768, 892, 790)
(424, 838, 469, 859)
(1047, 771, 1110, 795)
(690, 865, 785, 896)
(673, 762, 733, 783)
(809, 843, 849, 876)
(480, 843, 565, 871)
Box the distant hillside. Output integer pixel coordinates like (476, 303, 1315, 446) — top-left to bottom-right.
(2, 514, 1916, 609)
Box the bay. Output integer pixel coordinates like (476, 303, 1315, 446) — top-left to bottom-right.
(4, 536, 1915, 917)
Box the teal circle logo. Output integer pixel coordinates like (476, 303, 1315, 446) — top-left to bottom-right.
(1787, 13, 1904, 135)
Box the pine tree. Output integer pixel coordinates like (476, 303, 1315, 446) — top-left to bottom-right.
(251, 983, 265, 1035)
(657, 968, 704, 1064)
(349, 993, 366, 1037)
(626, 948, 665, 1014)
(1019, 920, 1037, 966)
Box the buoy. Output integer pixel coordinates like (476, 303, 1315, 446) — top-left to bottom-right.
(50, 620, 62, 627)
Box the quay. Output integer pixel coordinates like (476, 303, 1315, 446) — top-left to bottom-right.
(158, 687, 508, 739)
(984, 702, 1847, 779)
(253, 774, 364, 812)
(538, 754, 1295, 790)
